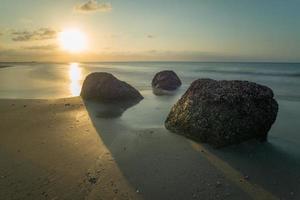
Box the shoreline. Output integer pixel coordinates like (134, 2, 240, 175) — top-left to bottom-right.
(1, 97, 299, 199)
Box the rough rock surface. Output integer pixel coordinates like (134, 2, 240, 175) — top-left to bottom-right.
(165, 78, 278, 148)
(152, 70, 182, 91)
(80, 72, 143, 105)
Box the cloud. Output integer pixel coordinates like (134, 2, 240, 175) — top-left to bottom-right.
(147, 34, 155, 39)
(75, 0, 112, 13)
(11, 28, 57, 42)
(22, 44, 59, 51)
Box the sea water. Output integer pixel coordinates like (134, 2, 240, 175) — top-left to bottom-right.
(1, 62, 300, 156)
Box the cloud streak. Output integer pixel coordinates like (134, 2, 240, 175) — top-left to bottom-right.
(147, 34, 155, 39)
(75, 0, 112, 13)
(11, 28, 57, 42)
(22, 44, 59, 51)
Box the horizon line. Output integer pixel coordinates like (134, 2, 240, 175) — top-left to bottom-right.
(1, 60, 300, 64)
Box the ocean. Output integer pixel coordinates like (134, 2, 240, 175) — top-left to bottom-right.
(1, 61, 300, 157)
(0, 62, 300, 100)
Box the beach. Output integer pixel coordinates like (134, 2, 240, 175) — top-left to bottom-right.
(1, 0, 300, 199)
(0, 62, 300, 199)
(0, 96, 299, 200)
(0, 97, 142, 199)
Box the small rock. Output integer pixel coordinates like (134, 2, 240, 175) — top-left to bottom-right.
(88, 177, 97, 184)
(152, 70, 182, 91)
(65, 103, 70, 106)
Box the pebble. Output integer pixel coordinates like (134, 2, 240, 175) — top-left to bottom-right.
(89, 177, 97, 184)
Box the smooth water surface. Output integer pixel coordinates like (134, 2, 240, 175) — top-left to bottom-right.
(1, 61, 300, 157)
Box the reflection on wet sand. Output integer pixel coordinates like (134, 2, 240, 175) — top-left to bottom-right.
(69, 63, 83, 96)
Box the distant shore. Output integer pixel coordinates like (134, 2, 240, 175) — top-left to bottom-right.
(0, 65, 12, 69)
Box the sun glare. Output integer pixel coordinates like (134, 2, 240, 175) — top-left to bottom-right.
(59, 29, 87, 53)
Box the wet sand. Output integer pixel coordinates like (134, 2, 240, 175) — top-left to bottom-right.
(0, 97, 298, 200)
(0, 98, 140, 200)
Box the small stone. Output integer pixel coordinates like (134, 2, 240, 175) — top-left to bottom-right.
(65, 103, 70, 106)
(152, 70, 182, 91)
(88, 177, 97, 184)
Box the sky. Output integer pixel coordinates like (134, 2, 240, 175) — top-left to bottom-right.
(0, 0, 300, 62)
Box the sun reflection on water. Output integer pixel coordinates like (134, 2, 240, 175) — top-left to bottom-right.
(69, 63, 82, 96)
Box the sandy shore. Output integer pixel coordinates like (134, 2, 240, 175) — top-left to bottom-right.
(0, 97, 296, 200)
(0, 97, 140, 200)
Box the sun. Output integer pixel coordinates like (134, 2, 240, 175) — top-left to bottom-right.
(59, 29, 87, 53)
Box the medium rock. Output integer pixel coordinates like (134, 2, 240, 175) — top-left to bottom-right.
(165, 78, 278, 148)
(80, 72, 143, 105)
(152, 70, 181, 94)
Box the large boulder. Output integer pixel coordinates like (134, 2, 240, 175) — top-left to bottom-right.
(152, 70, 181, 94)
(165, 78, 278, 148)
(80, 72, 143, 105)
